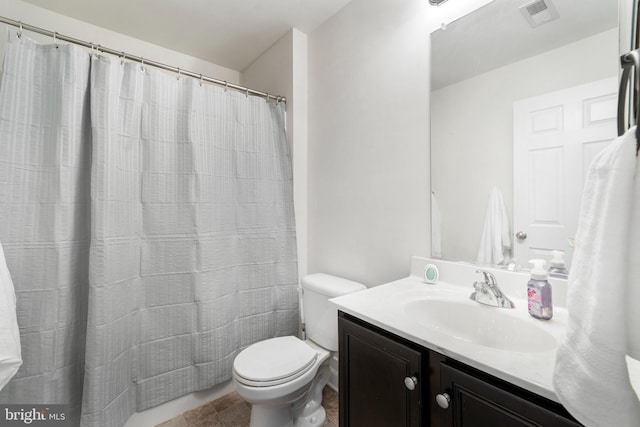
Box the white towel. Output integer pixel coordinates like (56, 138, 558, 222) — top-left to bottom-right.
(0, 240, 21, 391)
(476, 186, 511, 265)
(431, 192, 442, 258)
(627, 146, 640, 361)
(553, 127, 640, 427)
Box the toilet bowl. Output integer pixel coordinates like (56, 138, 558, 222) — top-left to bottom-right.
(233, 337, 330, 427)
(232, 274, 366, 427)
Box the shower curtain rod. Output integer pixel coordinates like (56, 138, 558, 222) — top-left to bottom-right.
(0, 15, 287, 104)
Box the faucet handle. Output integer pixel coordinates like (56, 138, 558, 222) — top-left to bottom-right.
(473, 281, 487, 293)
(475, 270, 497, 286)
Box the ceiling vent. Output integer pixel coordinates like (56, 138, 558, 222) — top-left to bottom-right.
(520, 0, 559, 28)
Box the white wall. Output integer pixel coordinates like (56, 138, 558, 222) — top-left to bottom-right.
(307, 0, 431, 287)
(431, 28, 619, 263)
(242, 29, 309, 280)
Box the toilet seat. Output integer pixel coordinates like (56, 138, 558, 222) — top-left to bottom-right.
(233, 336, 318, 387)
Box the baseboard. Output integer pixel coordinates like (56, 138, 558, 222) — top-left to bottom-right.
(123, 380, 235, 427)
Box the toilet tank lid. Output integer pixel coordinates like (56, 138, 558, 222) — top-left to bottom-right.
(301, 273, 366, 297)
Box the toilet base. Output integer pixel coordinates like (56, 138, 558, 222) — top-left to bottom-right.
(249, 405, 294, 427)
(248, 404, 326, 427)
(245, 363, 331, 427)
(292, 363, 330, 426)
(293, 406, 326, 427)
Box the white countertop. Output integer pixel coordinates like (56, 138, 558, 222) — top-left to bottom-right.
(331, 275, 565, 402)
(331, 256, 640, 408)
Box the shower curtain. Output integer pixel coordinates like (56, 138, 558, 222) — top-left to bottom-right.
(0, 34, 298, 427)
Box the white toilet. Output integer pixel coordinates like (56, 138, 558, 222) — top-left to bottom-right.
(232, 273, 366, 427)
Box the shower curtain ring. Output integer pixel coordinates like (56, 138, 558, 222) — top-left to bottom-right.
(224, 81, 228, 92)
(120, 51, 125, 64)
(245, 88, 249, 99)
(199, 74, 203, 86)
(177, 68, 181, 80)
(17, 22, 22, 39)
(140, 58, 145, 72)
(53, 31, 58, 48)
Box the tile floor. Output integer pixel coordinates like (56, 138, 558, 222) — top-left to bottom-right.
(156, 386, 339, 427)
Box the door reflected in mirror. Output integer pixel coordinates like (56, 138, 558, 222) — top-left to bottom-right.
(430, 0, 619, 271)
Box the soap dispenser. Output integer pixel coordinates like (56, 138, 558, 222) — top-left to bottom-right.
(548, 250, 568, 278)
(527, 259, 553, 320)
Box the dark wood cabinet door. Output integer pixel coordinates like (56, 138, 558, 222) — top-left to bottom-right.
(339, 313, 423, 427)
(437, 362, 581, 427)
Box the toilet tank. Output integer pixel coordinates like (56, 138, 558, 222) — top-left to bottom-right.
(302, 273, 366, 351)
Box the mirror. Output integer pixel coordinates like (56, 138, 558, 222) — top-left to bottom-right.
(430, 0, 620, 271)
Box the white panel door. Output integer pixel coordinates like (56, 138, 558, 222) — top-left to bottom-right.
(513, 77, 618, 269)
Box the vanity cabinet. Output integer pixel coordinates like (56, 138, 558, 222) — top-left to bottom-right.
(339, 312, 581, 427)
(338, 312, 424, 426)
(431, 354, 581, 426)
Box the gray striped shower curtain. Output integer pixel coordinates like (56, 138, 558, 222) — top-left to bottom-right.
(0, 34, 298, 427)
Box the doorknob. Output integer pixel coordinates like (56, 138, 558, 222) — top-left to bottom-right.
(404, 376, 418, 390)
(436, 392, 451, 409)
(515, 231, 527, 240)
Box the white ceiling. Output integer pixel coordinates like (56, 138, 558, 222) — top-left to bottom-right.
(20, 0, 353, 71)
(431, 0, 619, 90)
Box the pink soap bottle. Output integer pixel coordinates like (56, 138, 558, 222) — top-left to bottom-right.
(527, 259, 553, 320)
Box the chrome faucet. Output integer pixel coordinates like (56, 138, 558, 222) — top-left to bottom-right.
(470, 270, 515, 309)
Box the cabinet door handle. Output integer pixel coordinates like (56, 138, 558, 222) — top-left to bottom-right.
(436, 393, 451, 409)
(404, 376, 418, 390)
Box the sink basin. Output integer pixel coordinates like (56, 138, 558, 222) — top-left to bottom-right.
(404, 298, 556, 353)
